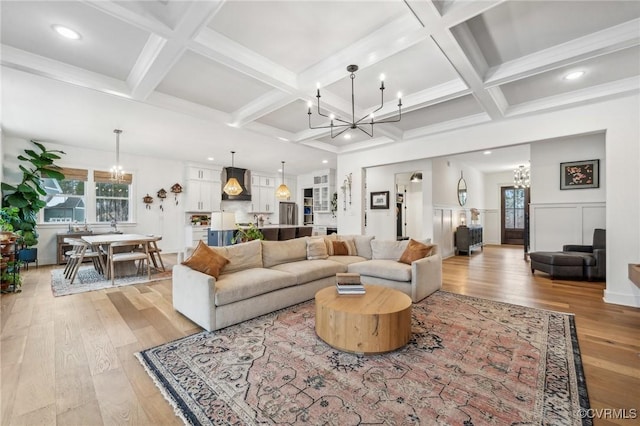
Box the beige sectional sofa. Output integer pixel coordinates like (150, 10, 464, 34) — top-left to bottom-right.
(173, 235, 442, 331)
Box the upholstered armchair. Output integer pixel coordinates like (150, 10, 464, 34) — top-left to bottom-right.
(563, 228, 606, 281)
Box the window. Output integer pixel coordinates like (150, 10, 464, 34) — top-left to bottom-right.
(42, 167, 87, 223)
(94, 171, 132, 223)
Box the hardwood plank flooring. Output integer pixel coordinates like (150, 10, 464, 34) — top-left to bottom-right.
(1, 247, 638, 425)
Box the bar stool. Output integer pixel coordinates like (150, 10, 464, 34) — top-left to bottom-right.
(278, 227, 296, 241)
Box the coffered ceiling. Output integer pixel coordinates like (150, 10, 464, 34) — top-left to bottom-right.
(1, 0, 639, 174)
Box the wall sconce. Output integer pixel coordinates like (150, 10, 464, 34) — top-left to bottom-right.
(340, 173, 353, 211)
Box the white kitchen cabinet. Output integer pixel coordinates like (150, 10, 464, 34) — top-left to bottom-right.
(312, 169, 335, 213)
(185, 225, 209, 248)
(185, 165, 221, 212)
(250, 173, 276, 213)
(188, 167, 216, 181)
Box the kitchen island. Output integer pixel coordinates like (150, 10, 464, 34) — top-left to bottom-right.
(207, 224, 312, 245)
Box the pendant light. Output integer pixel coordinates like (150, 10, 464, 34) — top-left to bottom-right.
(275, 160, 291, 200)
(110, 129, 125, 182)
(223, 151, 243, 196)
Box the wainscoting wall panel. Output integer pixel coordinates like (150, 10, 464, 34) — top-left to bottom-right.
(483, 209, 500, 245)
(530, 203, 605, 252)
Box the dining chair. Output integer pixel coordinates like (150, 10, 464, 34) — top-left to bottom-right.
(108, 240, 151, 285)
(142, 238, 165, 271)
(64, 239, 104, 284)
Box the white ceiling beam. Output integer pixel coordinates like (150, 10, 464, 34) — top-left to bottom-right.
(192, 28, 298, 91)
(82, 0, 174, 38)
(298, 14, 426, 90)
(404, 1, 506, 120)
(0, 45, 131, 97)
(484, 19, 640, 87)
(505, 76, 640, 118)
(435, 0, 507, 28)
(402, 113, 491, 141)
(229, 91, 298, 128)
(127, 1, 227, 100)
(146, 91, 231, 124)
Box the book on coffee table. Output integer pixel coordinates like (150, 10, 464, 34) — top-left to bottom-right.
(336, 272, 361, 284)
(336, 283, 366, 294)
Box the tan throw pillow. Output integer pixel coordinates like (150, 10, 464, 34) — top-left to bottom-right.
(182, 241, 229, 279)
(307, 238, 328, 260)
(398, 239, 435, 265)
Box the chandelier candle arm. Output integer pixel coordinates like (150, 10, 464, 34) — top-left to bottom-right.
(307, 64, 402, 139)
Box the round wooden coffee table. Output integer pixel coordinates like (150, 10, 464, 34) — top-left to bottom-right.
(315, 284, 412, 354)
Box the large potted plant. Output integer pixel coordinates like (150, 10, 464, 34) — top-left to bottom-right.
(1, 140, 66, 267)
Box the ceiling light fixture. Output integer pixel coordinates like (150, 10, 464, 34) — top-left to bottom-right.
(308, 64, 402, 138)
(52, 24, 81, 40)
(275, 161, 291, 200)
(513, 164, 530, 188)
(564, 71, 585, 80)
(223, 151, 243, 196)
(409, 172, 422, 183)
(110, 129, 125, 183)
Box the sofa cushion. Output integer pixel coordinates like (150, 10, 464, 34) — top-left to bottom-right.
(327, 255, 367, 266)
(270, 259, 347, 284)
(371, 239, 410, 260)
(214, 268, 297, 306)
(181, 241, 229, 279)
(348, 259, 412, 282)
(262, 238, 308, 268)
(213, 239, 263, 274)
(338, 235, 375, 259)
(399, 239, 435, 264)
(306, 237, 328, 260)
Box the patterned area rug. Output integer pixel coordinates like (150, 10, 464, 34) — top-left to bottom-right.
(51, 264, 172, 296)
(137, 291, 591, 425)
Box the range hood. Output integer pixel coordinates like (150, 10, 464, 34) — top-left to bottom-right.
(221, 167, 252, 201)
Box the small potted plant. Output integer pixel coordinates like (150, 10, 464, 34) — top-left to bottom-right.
(231, 223, 264, 244)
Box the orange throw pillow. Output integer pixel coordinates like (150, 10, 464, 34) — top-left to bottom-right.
(398, 239, 435, 265)
(182, 241, 229, 279)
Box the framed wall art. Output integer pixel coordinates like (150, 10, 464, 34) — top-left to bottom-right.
(560, 159, 599, 190)
(370, 191, 390, 209)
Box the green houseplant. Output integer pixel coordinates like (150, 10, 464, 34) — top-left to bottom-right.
(231, 224, 264, 244)
(1, 140, 66, 262)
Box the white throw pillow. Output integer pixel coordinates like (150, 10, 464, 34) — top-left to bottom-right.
(307, 238, 328, 260)
(371, 239, 410, 260)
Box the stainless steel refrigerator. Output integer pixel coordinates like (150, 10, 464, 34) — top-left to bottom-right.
(279, 202, 297, 225)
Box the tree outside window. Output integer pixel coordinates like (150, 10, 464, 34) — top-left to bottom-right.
(42, 167, 88, 223)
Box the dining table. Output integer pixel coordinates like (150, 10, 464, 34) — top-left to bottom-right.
(81, 233, 162, 279)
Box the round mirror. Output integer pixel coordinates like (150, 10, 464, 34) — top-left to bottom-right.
(457, 172, 467, 206)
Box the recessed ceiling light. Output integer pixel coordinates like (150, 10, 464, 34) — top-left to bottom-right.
(277, 137, 289, 142)
(52, 24, 81, 40)
(344, 134, 351, 140)
(483, 151, 492, 155)
(207, 157, 214, 161)
(564, 71, 585, 80)
(322, 160, 328, 164)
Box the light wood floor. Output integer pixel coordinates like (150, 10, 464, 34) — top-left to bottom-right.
(1, 246, 638, 425)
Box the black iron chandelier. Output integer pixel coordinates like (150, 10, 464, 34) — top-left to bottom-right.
(307, 64, 402, 138)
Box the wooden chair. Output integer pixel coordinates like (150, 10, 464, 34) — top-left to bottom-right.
(64, 239, 104, 284)
(108, 240, 151, 285)
(135, 238, 165, 271)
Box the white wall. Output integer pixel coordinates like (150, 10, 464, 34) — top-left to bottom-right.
(529, 133, 606, 251)
(337, 94, 640, 308)
(3, 136, 184, 265)
(362, 159, 432, 241)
